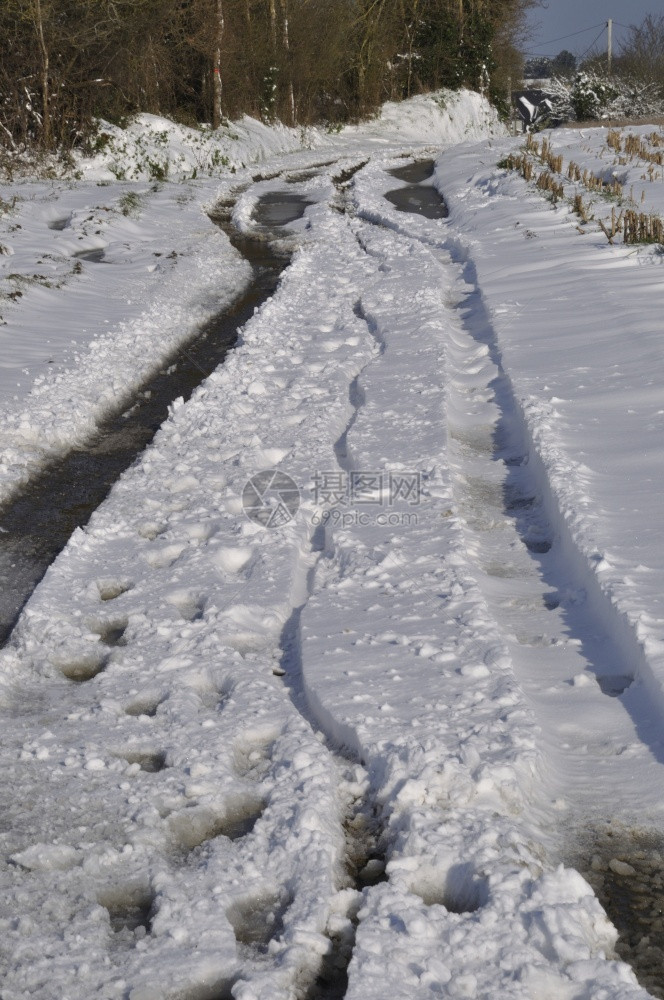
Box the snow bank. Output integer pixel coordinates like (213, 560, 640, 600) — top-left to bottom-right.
(75, 90, 502, 184)
(76, 112, 319, 183)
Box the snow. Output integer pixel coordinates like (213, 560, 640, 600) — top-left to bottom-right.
(0, 88, 498, 506)
(1, 89, 664, 999)
(436, 134, 664, 752)
(0, 181, 252, 502)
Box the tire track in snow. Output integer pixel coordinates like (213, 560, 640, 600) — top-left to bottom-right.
(0, 192, 389, 1000)
(255, 162, 414, 1000)
(354, 155, 664, 992)
(354, 153, 664, 824)
(440, 256, 664, 996)
(0, 260, 281, 650)
(274, 289, 391, 999)
(0, 185, 308, 650)
(295, 217, 604, 1000)
(441, 257, 664, 815)
(302, 160, 658, 999)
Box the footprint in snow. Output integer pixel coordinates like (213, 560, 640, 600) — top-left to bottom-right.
(86, 614, 128, 646)
(118, 748, 168, 773)
(124, 692, 164, 718)
(226, 890, 290, 953)
(145, 543, 185, 569)
(212, 546, 254, 575)
(52, 646, 108, 682)
(169, 794, 265, 852)
(165, 589, 205, 621)
(96, 578, 134, 601)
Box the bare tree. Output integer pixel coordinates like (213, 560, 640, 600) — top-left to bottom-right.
(618, 15, 664, 91)
(0, 0, 540, 158)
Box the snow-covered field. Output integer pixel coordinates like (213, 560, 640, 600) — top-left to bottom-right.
(1, 90, 664, 999)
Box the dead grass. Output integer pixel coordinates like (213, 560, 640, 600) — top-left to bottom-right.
(500, 128, 664, 245)
(564, 116, 664, 129)
(624, 210, 664, 244)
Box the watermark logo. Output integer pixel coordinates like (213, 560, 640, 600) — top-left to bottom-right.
(311, 508, 419, 529)
(242, 470, 300, 528)
(242, 468, 422, 529)
(312, 470, 421, 507)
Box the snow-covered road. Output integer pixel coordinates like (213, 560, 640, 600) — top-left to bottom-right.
(2, 95, 664, 999)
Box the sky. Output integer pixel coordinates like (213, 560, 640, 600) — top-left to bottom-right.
(524, 0, 659, 60)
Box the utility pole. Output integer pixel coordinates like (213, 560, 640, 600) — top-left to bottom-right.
(607, 18, 612, 74)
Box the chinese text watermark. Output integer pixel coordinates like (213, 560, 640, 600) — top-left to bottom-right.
(242, 469, 422, 529)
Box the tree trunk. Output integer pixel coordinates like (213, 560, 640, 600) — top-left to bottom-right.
(268, 0, 277, 52)
(357, 0, 388, 109)
(212, 0, 224, 128)
(148, 35, 160, 113)
(244, 0, 253, 51)
(278, 0, 295, 124)
(406, 0, 419, 97)
(34, 0, 51, 147)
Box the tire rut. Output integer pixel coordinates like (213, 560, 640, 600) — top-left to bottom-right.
(0, 211, 289, 650)
(359, 171, 664, 993)
(362, 170, 664, 796)
(272, 271, 391, 1000)
(443, 257, 664, 995)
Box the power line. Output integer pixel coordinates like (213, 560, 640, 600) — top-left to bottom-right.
(522, 50, 584, 58)
(525, 19, 639, 63)
(530, 22, 606, 49)
(577, 26, 607, 61)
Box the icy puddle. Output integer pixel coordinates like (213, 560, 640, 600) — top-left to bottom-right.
(384, 159, 448, 219)
(0, 219, 292, 646)
(387, 158, 435, 183)
(254, 191, 313, 227)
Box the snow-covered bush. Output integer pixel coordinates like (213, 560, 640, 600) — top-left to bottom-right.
(571, 72, 619, 119)
(544, 77, 575, 122)
(611, 77, 664, 118)
(548, 71, 664, 122)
